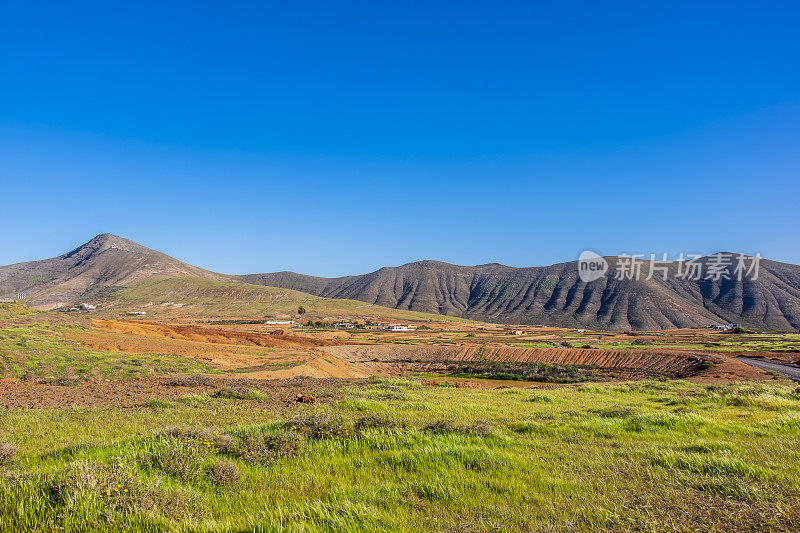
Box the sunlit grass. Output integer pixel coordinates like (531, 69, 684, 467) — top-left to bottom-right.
(1, 379, 799, 531)
(0, 324, 210, 380)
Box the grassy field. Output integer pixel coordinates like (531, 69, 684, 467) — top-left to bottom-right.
(504, 333, 800, 354)
(1, 378, 799, 531)
(593, 333, 800, 353)
(0, 323, 211, 380)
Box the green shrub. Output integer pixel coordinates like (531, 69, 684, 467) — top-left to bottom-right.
(176, 394, 211, 405)
(525, 394, 555, 403)
(694, 477, 759, 502)
(143, 399, 174, 409)
(211, 387, 265, 401)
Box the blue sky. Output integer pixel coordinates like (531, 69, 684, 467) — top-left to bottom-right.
(1, 1, 798, 276)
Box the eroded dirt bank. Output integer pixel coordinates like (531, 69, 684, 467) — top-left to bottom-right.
(322, 344, 768, 382)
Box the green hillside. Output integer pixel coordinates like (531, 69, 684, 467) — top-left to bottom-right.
(96, 277, 469, 322)
(0, 302, 39, 320)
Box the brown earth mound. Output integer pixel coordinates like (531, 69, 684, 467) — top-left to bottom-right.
(91, 320, 331, 349)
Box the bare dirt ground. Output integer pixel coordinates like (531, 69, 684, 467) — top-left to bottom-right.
(63, 319, 778, 384)
(3, 314, 787, 413)
(0, 376, 355, 409)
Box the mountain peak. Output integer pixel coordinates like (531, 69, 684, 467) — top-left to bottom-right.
(89, 233, 140, 248)
(92, 232, 122, 242)
(61, 234, 149, 259)
(0, 234, 223, 309)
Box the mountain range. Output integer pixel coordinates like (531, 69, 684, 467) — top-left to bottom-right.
(1, 234, 799, 331)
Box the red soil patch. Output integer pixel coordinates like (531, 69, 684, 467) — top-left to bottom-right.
(91, 320, 332, 349)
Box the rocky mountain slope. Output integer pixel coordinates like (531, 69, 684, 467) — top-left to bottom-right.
(240, 256, 800, 331)
(2, 234, 799, 330)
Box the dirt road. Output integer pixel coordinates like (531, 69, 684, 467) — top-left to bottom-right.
(737, 357, 800, 383)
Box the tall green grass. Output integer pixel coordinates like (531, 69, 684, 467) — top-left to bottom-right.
(1, 379, 799, 531)
(0, 324, 210, 379)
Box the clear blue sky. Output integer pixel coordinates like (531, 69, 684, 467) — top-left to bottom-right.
(1, 1, 798, 276)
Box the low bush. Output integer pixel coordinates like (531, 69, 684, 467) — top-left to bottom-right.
(694, 477, 759, 502)
(38, 376, 81, 386)
(696, 360, 716, 371)
(155, 427, 239, 455)
(0, 442, 17, 467)
(164, 375, 212, 387)
(145, 439, 205, 482)
(152, 426, 305, 466)
(354, 414, 404, 432)
(210, 387, 265, 401)
(176, 394, 211, 405)
(283, 414, 350, 439)
(49, 459, 202, 519)
(525, 394, 555, 403)
(143, 399, 174, 409)
(679, 442, 737, 455)
(208, 460, 240, 486)
(237, 430, 305, 464)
